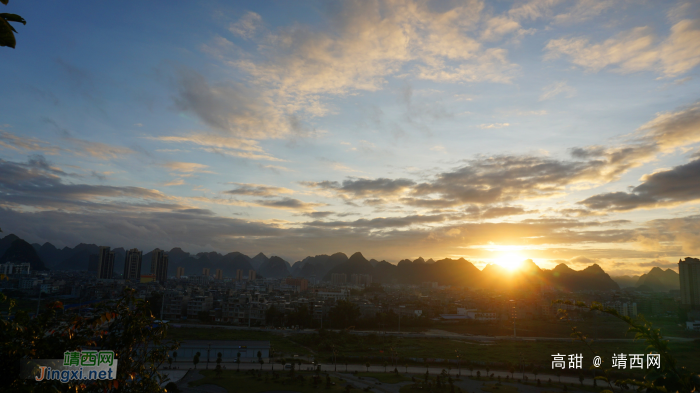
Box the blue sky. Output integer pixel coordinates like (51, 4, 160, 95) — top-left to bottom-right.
(2, 0, 700, 275)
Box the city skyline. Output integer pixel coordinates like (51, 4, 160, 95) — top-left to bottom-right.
(2, 1, 700, 276)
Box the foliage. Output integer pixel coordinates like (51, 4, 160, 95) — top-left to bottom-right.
(327, 300, 361, 328)
(0, 287, 180, 392)
(554, 299, 700, 393)
(0, 0, 26, 48)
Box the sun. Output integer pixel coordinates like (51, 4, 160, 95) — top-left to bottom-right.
(495, 253, 524, 271)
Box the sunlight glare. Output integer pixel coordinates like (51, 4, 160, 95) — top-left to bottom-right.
(495, 253, 524, 271)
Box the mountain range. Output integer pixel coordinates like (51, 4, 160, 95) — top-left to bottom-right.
(0, 234, 679, 292)
(611, 267, 680, 292)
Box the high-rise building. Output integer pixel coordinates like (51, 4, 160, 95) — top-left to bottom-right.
(96, 246, 115, 279)
(155, 255, 168, 284)
(350, 274, 372, 287)
(123, 248, 143, 280)
(236, 269, 243, 281)
(680, 257, 700, 309)
(176, 266, 185, 278)
(203, 267, 210, 277)
(248, 270, 256, 281)
(331, 273, 347, 286)
(285, 278, 309, 292)
(150, 248, 168, 284)
(150, 249, 163, 274)
(215, 268, 223, 280)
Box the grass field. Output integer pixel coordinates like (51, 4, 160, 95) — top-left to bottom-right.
(355, 371, 411, 384)
(166, 327, 313, 356)
(428, 316, 700, 339)
(292, 330, 700, 373)
(190, 370, 349, 393)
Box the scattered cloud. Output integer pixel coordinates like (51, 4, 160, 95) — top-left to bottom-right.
(224, 183, 294, 197)
(164, 162, 215, 174)
(477, 123, 510, 129)
(545, 18, 700, 77)
(539, 81, 576, 101)
(579, 157, 700, 211)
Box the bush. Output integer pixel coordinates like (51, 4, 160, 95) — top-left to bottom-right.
(165, 382, 179, 392)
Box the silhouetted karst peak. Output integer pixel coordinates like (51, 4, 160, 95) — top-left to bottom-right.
(0, 238, 47, 270)
(348, 252, 368, 262)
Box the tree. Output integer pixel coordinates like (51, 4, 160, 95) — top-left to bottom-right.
(168, 356, 173, 369)
(0, 287, 180, 392)
(173, 350, 178, 364)
(0, 0, 26, 49)
(236, 352, 241, 372)
(327, 300, 360, 328)
(215, 353, 222, 379)
(193, 352, 201, 369)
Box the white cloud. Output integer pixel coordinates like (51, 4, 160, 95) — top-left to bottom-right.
(539, 81, 576, 101)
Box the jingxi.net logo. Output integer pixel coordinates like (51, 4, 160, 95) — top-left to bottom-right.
(20, 350, 119, 383)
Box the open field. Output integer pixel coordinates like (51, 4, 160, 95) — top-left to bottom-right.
(355, 371, 411, 384)
(396, 316, 700, 339)
(166, 326, 313, 356)
(291, 330, 700, 373)
(189, 370, 350, 393)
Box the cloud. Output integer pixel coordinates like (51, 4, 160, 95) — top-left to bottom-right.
(254, 197, 324, 211)
(539, 81, 576, 101)
(164, 162, 215, 174)
(545, 18, 700, 77)
(152, 133, 284, 161)
(303, 213, 450, 229)
(578, 157, 700, 211)
(477, 123, 510, 129)
(67, 138, 134, 159)
(302, 177, 416, 199)
(172, 68, 303, 139)
(224, 183, 294, 197)
(163, 179, 185, 186)
(0, 131, 62, 154)
(0, 158, 173, 212)
(552, 0, 614, 24)
(228, 11, 263, 39)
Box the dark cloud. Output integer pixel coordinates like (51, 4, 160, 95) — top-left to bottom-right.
(303, 177, 415, 198)
(254, 197, 323, 210)
(579, 158, 700, 211)
(303, 214, 449, 229)
(0, 158, 170, 211)
(302, 211, 335, 218)
(224, 183, 292, 197)
(464, 205, 531, 220)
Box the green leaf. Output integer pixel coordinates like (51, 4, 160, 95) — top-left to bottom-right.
(1, 13, 25, 25)
(0, 17, 16, 48)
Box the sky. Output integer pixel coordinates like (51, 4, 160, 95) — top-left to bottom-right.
(1, 0, 700, 275)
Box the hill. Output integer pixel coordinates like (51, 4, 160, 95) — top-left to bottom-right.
(0, 237, 47, 270)
(635, 267, 679, 291)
